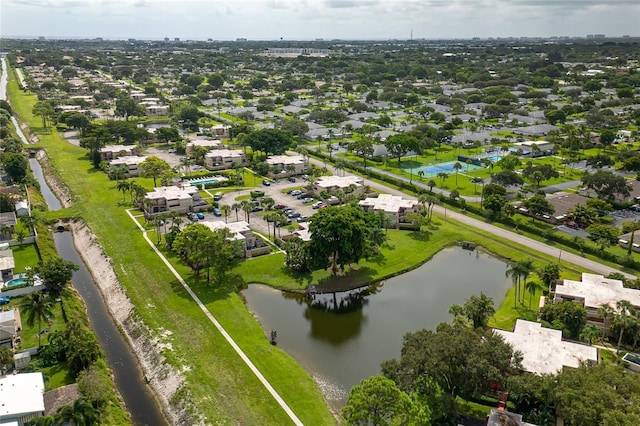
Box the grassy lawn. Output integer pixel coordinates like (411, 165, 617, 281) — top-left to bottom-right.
(11, 243, 40, 272)
(8, 70, 335, 424)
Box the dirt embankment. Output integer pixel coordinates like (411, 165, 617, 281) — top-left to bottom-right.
(33, 147, 199, 424)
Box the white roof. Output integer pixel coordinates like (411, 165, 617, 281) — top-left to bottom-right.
(146, 185, 199, 201)
(110, 156, 146, 166)
(293, 223, 312, 242)
(265, 155, 305, 166)
(494, 320, 598, 375)
(200, 220, 251, 241)
(0, 249, 15, 272)
(555, 273, 640, 309)
(315, 175, 363, 190)
(358, 194, 418, 213)
(186, 139, 223, 149)
(205, 149, 245, 159)
(0, 373, 45, 417)
(99, 144, 134, 154)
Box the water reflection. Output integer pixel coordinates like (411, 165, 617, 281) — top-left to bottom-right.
(243, 246, 512, 409)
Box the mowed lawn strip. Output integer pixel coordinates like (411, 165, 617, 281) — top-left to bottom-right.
(8, 71, 335, 424)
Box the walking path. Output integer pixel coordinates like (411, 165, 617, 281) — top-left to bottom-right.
(303, 156, 637, 280)
(125, 209, 304, 426)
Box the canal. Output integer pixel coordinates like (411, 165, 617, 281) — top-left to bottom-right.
(243, 246, 512, 409)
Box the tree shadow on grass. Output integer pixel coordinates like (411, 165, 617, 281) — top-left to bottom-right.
(279, 265, 314, 287)
(314, 266, 377, 293)
(408, 229, 433, 242)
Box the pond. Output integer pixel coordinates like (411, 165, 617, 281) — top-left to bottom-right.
(242, 246, 511, 409)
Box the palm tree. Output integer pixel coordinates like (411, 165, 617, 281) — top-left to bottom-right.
(505, 262, 522, 309)
(220, 205, 231, 223)
(517, 259, 535, 304)
(524, 280, 539, 309)
(427, 179, 436, 192)
(614, 300, 636, 351)
(453, 162, 462, 186)
(241, 200, 253, 224)
(471, 177, 483, 195)
(116, 179, 131, 203)
(20, 292, 54, 348)
(231, 202, 241, 222)
(56, 397, 100, 426)
(598, 303, 614, 342)
(579, 324, 600, 346)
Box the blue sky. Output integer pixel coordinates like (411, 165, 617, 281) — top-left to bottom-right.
(1, 0, 639, 40)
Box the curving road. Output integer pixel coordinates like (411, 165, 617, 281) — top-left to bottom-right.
(298, 153, 637, 280)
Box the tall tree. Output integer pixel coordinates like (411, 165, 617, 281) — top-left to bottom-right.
(384, 134, 420, 166)
(20, 292, 54, 348)
(341, 376, 430, 426)
(32, 101, 54, 128)
(140, 156, 172, 187)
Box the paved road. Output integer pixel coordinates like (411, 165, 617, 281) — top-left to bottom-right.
(300, 154, 637, 280)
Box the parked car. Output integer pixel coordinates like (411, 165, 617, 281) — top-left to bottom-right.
(187, 213, 199, 221)
(288, 176, 296, 182)
(290, 190, 302, 196)
(212, 209, 221, 217)
(312, 202, 324, 209)
(301, 197, 315, 203)
(196, 212, 205, 220)
(168, 148, 176, 153)
(296, 215, 309, 223)
(274, 204, 287, 210)
(301, 174, 309, 180)
(287, 212, 301, 219)
(0, 296, 10, 305)
(252, 205, 264, 212)
(213, 192, 223, 201)
(262, 179, 271, 186)
(192, 165, 204, 171)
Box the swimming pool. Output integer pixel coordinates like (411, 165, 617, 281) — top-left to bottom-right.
(6, 277, 27, 288)
(190, 179, 219, 186)
(411, 161, 482, 177)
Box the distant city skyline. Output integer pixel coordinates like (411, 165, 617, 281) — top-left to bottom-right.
(1, 0, 638, 41)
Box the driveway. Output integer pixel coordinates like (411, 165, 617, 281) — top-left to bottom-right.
(145, 147, 182, 168)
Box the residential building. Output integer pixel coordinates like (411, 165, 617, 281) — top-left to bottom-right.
(142, 186, 208, 216)
(358, 194, 419, 228)
(108, 156, 146, 177)
(14, 201, 30, 218)
(314, 175, 364, 193)
(554, 273, 640, 325)
(210, 124, 231, 138)
(0, 307, 22, 349)
(0, 372, 45, 424)
(99, 145, 137, 162)
(512, 140, 554, 157)
(200, 220, 269, 257)
(0, 212, 16, 241)
(185, 139, 223, 156)
(145, 105, 170, 116)
(0, 248, 15, 283)
(494, 319, 598, 375)
(544, 192, 590, 224)
(265, 155, 306, 174)
(204, 149, 246, 169)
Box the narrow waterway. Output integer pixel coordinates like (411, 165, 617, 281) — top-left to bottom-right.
(28, 158, 62, 210)
(1, 57, 30, 145)
(54, 231, 168, 426)
(243, 246, 512, 409)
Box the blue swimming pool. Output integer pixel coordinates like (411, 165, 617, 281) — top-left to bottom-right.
(411, 161, 482, 177)
(6, 278, 27, 287)
(190, 179, 219, 186)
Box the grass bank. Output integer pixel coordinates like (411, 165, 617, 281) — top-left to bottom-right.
(8, 66, 335, 424)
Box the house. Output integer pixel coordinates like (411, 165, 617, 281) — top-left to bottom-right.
(512, 140, 554, 157)
(0, 212, 16, 241)
(0, 372, 45, 424)
(185, 139, 223, 156)
(199, 220, 269, 257)
(0, 248, 15, 284)
(512, 124, 559, 137)
(145, 105, 170, 116)
(314, 175, 364, 194)
(204, 149, 246, 169)
(554, 273, 640, 326)
(485, 408, 537, 426)
(358, 194, 419, 228)
(494, 320, 598, 375)
(142, 186, 208, 217)
(0, 307, 22, 349)
(265, 155, 306, 174)
(43, 384, 82, 417)
(108, 156, 146, 177)
(14, 201, 30, 218)
(543, 192, 590, 224)
(99, 145, 137, 162)
(210, 124, 231, 138)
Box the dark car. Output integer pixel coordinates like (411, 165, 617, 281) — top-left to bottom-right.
(196, 212, 205, 220)
(288, 176, 296, 182)
(288, 212, 301, 219)
(0, 296, 10, 305)
(212, 209, 222, 217)
(274, 204, 287, 210)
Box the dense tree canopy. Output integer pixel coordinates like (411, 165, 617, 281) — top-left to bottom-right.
(582, 170, 631, 201)
(245, 128, 293, 157)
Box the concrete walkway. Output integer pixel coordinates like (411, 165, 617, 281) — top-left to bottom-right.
(303, 156, 637, 280)
(125, 209, 304, 426)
